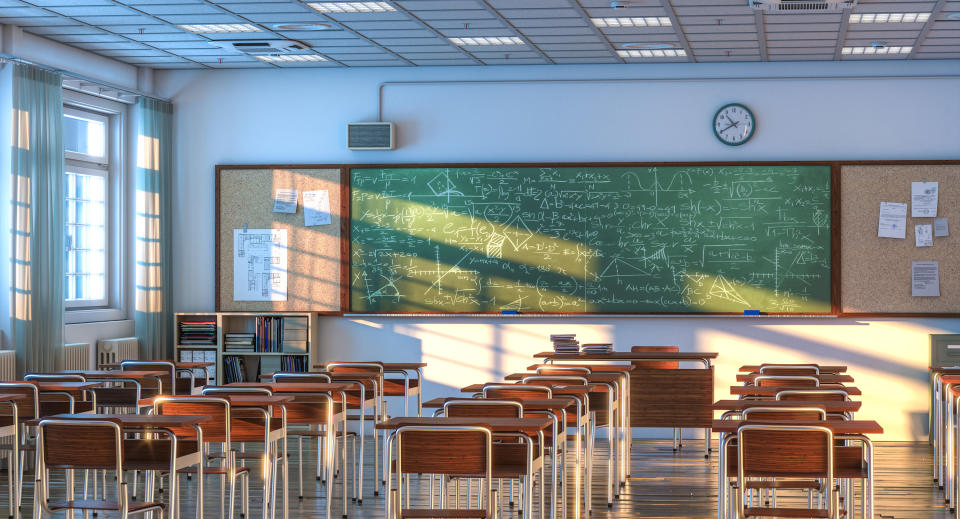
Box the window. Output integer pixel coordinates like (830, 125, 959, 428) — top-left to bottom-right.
(63, 104, 115, 309)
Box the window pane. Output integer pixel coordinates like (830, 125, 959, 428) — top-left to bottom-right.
(64, 113, 105, 159)
(64, 171, 106, 302)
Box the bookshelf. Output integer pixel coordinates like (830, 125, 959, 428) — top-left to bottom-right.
(174, 312, 315, 384)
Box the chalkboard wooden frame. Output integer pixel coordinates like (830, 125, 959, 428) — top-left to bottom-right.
(214, 160, 960, 318)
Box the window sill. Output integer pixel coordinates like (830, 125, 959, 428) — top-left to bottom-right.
(65, 307, 125, 325)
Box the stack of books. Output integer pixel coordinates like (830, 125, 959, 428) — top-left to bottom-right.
(256, 316, 283, 352)
(551, 334, 580, 354)
(224, 332, 255, 352)
(280, 355, 307, 372)
(178, 321, 216, 345)
(581, 343, 613, 354)
(223, 356, 248, 383)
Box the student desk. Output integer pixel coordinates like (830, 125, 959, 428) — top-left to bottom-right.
(738, 364, 847, 374)
(729, 385, 862, 398)
(0, 394, 25, 516)
(377, 416, 551, 519)
(930, 366, 960, 489)
(713, 418, 882, 519)
(314, 362, 427, 416)
(712, 399, 861, 414)
(935, 374, 960, 505)
(534, 351, 719, 457)
(734, 373, 855, 384)
(30, 412, 210, 519)
(58, 370, 169, 407)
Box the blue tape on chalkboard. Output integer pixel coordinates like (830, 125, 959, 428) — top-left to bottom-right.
(501, 310, 519, 315)
(744, 310, 761, 316)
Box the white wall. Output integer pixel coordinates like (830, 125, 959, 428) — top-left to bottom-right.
(156, 60, 960, 440)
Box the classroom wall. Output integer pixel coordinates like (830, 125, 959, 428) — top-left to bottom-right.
(156, 59, 960, 441)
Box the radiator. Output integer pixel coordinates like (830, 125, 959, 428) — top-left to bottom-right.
(97, 337, 139, 368)
(0, 351, 13, 380)
(63, 342, 91, 371)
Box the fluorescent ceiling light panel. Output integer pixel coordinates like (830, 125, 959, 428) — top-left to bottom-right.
(617, 49, 686, 57)
(841, 46, 911, 54)
(307, 2, 395, 13)
(449, 36, 525, 46)
(255, 54, 327, 62)
(848, 12, 930, 23)
(592, 17, 672, 28)
(178, 24, 261, 33)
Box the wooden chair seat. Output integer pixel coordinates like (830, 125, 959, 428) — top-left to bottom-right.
(46, 500, 164, 512)
(742, 506, 829, 518)
(400, 508, 486, 518)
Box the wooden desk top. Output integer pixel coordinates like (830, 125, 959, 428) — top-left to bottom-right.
(56, 370, 168, 379)
(711, 419, 882, 435)
(423, 397, 575, 411)
(938, 375, 960, 385)
(100, 362, 214, 370)
(930, 366, 960, 373)
(735, 373, 854, 384)
(139, 394, 294, 407)
(504, 372, 621, 383)
(314, 362, 427, 370)
(224, 382, 354, 393)
(461, 383, 593, 395)
(729, 386, 861, 397)
(376, 416, 552, 436)
(28, 381, 103, 391)
(534, 351, 718, 361)
(525, 364, 634, 373)
(712, 399, 861, 413)
(27, 413, 211, 428)
(739, 365, 847, 374)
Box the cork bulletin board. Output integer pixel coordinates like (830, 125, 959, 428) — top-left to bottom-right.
(841, 164, 960, 315)
(215, 166, 346, 312)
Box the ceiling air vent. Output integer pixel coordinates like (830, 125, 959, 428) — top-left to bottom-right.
(209, 39, 311, 55)
(748, 0, 857, 13)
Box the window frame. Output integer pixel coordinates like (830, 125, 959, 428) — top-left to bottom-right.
(62, 90, 128, 324)
(64, 161, 109, 308)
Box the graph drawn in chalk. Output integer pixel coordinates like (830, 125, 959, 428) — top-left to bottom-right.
(708, 275, 750, 306)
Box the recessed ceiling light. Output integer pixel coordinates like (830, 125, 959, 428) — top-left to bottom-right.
(621, 42, 674, 50)
(592, 17, 672, 28)
(255, 54, 327, 62)
(272, 23, 338, 31)
(848, 12, 930, 23)
(307, 2, 395, 13)
(449, 37, 525, 46)
(617, 49, 686, 58)
(178, 24, 261, 33)
(841, 45, 911, 55)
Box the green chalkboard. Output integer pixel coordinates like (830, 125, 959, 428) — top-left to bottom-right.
(350, 165, 832, 313)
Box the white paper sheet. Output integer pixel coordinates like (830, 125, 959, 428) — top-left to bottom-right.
(935, 217, 950, 237)
(273, 189, 298, 213)
(878, 201, 907, 239)
(912, 260, 940, 297)
(303, 190, 332, 226)
(912, 181, 939, 217)
(915, 224, 933, 247)
(233, 229, 287, 301)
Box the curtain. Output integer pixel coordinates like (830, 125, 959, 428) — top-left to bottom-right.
(134, 97, 173, 360)
(11, 64, 64, 375)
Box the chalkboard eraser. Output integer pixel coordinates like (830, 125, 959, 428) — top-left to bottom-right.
(744, 310, 762, 316)
(501, 310, 519, 315)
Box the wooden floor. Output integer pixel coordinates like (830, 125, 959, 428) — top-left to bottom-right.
(9, 438, 951, 518)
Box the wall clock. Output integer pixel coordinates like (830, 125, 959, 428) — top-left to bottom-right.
(713, 103, 755, 146)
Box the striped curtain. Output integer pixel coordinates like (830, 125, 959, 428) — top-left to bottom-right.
(11, 64, 65, 375)
(134, 97, 174, 360)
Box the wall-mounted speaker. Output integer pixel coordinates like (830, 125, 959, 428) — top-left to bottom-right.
(347, 122, 395, 150)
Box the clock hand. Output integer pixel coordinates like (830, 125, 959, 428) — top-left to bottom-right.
(726, 115, 738, 126)
(720, 122, 737, 132)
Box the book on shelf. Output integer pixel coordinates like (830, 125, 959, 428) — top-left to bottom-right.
(223, 356, 248, 384)
(178, 320, 216, 346)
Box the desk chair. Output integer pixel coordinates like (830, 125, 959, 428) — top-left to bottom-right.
(324, 363, 385, 502)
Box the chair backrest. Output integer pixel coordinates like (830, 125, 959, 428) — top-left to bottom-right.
(630, 345, 679, 369)
(24, 374, 85, 382)
(741, 406, 827, 421)
(154, 396, 230, 442)
(520, 375, 588, 386)
(121, 360, 175, 394)
(737, 424, 833, 480)
(776, 389, 850, 402)
(202, 387, 273, 396)
(39, 418, 123, 471)
(283, 393, 334, 426)
(536, 366, 591, 377)
(273, 372, 332, 383)
(0, 382, 39, 419)
(196, 389, 273, 443)
(396, 425, 491, 477)
(754, 375, 819, 388)
(325, 362, 384, 377)
(483, 384, 551, 399)
(444, 399, 523, 418)
(759, 364, 820, 376)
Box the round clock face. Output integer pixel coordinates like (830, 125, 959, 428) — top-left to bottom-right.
(713, 103, 755, 146)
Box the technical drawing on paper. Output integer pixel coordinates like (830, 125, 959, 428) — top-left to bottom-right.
(233, 229, 287, 301)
